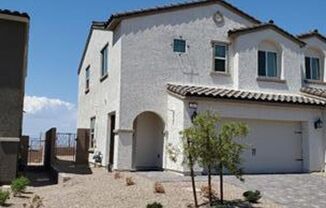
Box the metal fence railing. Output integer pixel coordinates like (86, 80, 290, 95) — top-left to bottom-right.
(55, 133, 77, 162)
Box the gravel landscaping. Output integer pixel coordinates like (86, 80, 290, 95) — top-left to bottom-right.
(3, 168, 281, 208)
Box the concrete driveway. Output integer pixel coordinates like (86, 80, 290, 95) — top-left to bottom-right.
(137, 172, 326, 208)
(224, 174, 326, 208)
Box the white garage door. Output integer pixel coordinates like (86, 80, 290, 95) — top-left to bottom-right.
(235, 119, 303, 173)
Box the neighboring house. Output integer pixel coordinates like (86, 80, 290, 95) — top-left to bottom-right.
(77, 0, 326, 174)
(0, 10, 29, 184)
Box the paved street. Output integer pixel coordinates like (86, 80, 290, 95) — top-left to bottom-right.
(225, 174, 326, 208)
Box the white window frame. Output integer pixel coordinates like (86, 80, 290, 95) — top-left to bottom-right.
(258, 50, 279, 78)
(100, 43, 109, 78)
(90, 117, 96, 149)
(305, 56, 321, 81)
(173, 38, 187, 53)
(212, 42, 228, 73)
(85, 66, 90, 91)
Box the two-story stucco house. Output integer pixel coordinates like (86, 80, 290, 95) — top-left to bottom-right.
(77, 0, 326, 174)
(0, 9, 29, 184)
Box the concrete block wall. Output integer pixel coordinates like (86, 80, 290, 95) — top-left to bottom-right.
(0, 138, 19, 184)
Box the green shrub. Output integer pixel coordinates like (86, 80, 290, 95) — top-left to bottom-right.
(214, 205, 229, 208)
(0, 190, 10, 206)
(243, 190, 262, 203)
(11, 176, 30, 196)
(146, 202, 163, 208)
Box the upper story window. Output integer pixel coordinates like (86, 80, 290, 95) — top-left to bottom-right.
(101, 44, 109, 78)
(90, 117, 96, 149)
(173, 39, 186, 53)
(258, 40, 281, 78)
(304, 48, 324, 81)
(85, 66, 90, 91)
(258, 51, 278, 77)
(305, 57, 321, 80)
(213, 43, 228, 72)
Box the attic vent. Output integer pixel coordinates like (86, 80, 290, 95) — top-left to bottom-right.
(213, 11, 224, 25)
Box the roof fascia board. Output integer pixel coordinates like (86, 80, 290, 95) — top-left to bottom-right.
(0, 13, 29, 23)
(229, 24, 306, 47)
(106, 0, 261, 31)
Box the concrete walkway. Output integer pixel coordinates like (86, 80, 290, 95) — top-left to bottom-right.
(137, 172, 326, 208)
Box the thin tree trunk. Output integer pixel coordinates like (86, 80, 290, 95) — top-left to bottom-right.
(219, 163, 224, 204)
(187, 139, 198, 208)
(189, 156, 198, 207)
(208, 164, 212, 206)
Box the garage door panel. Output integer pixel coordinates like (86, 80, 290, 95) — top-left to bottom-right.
(224, 119, 303, 173)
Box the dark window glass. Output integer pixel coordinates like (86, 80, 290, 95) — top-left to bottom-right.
(258, 51, 278, 77)
(90, 117, 96, 148)
(85, 66, 90, 90)
(267, 52, 277, 77)
(305, 57, 321, 80)
(305, 57, 311, 79)
(311, 58, 320, 80)
(213, 44, 227, 72)
(173, 39, 186, 53)
(101, 45, 108, 77)
(215, 45, 226, 58)
(215, 59, 226, 72)
(258, 51, 266, 76)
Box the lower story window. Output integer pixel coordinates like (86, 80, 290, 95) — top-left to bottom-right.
(90, 117, 96, 148)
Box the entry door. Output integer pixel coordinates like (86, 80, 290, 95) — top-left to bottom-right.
(108, 114, 115, 172)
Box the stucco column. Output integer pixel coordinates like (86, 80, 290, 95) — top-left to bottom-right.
(113, 130, 134, 171)
(303, 118, 324, 172)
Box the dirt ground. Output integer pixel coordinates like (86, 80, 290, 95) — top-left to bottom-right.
(4, 168, 282, 208)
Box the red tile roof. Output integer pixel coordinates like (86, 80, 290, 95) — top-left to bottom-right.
(167, 84, 325, 106)
(301, 87, 326, 99)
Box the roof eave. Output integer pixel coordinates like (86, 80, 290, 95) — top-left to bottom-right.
(298, 33, 326, 44)
(229, 24, 306, 47)
(0, 9, 29, 19)
(77, 22, 107, 74)
(105, 0, 261, 31)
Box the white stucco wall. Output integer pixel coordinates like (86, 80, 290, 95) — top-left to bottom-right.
(77, 2, 326, 172)
(300, 37, 326, 89)
(118, 3, 255, 131)
(182, 98, 326, 172)
(166, 94, 186, 172)
(77, 28, 122, 166)
(233, 29, 303, 93)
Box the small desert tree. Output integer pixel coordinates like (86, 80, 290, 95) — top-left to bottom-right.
(180, 127, 199, 207)
(187, 112, 248, 205)
(217, 122, 249, 204)
(189, 112, 220, 206)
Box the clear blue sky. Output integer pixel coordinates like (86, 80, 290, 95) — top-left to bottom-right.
(0, 0, 325, 104)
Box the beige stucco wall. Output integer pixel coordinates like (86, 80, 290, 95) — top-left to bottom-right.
(181, 98, 325, 172)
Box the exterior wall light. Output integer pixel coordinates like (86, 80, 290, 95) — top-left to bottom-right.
(314, 118, 323, 129)
(189, 102, 198, 110)
(189, 102, 198, 122)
